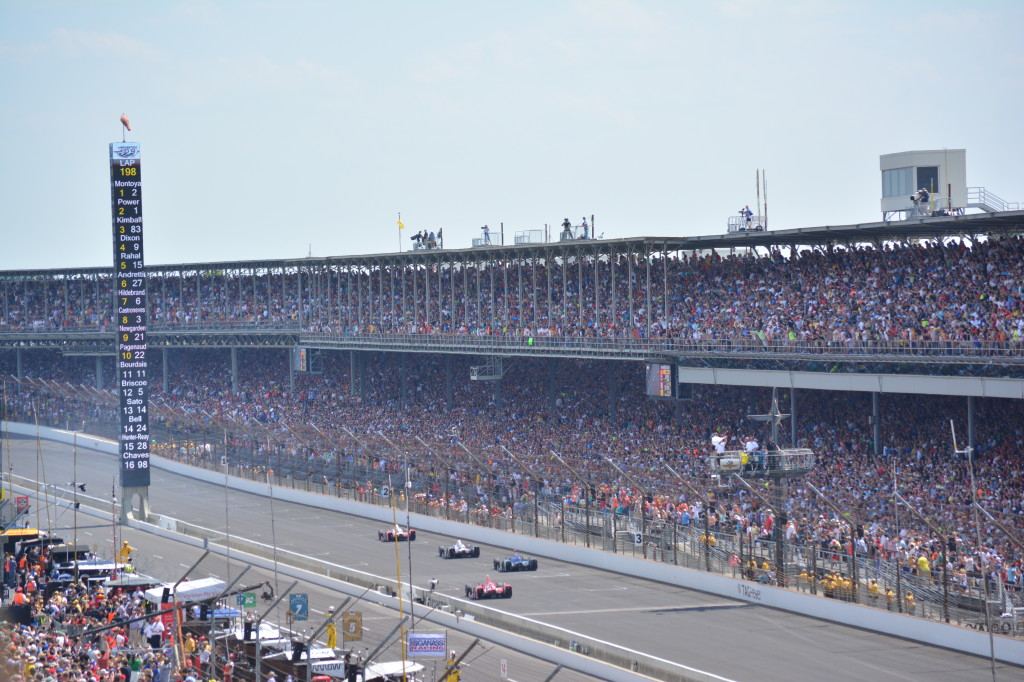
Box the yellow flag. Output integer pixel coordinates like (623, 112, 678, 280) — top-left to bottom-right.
(398, 219, 405, 229)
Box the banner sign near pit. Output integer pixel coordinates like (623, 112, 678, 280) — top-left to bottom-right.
(407, 631, 447, 657)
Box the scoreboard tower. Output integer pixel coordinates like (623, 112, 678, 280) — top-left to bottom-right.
(109, 141, 151, 522)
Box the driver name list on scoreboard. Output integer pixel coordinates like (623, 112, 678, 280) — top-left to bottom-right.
(110, 142, 151, 486)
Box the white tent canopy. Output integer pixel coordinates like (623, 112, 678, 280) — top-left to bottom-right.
(142, 577, 227, 604)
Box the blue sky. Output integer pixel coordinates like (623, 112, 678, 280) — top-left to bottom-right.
(1, 0, 1022, 270)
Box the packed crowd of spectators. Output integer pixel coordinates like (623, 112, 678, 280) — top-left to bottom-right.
(0, 541, 204, 682)
(3, 237, 1024, 347)
(3, 345, 1023, 606)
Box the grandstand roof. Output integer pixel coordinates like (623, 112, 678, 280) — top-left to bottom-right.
(2, 210, 1022, 277)
(678, 208, 1024, 250)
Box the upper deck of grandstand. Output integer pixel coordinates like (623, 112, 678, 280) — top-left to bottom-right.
(1, 211, 1023, 376)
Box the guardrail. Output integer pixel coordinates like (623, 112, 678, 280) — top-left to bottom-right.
(1, 327, 1022, 364)
(968, 187, 1021, 213)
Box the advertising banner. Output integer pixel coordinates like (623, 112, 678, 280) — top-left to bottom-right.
(407, 631, 447, 657)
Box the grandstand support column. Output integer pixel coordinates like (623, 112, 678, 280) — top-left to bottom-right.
(444, 355, 453, 410)
(790, 389, 797, 446)
(288, 348, 295, 393)
(967, 395, 976, 453)
(400, 353, 409, 409)
(230, 347, 239, 396)
(773, 480, 788, 589)
(359, 353, 367, 402)
(16, 348, 22, 379)
(349, 351, 357, 398)
(872, 392, 882, 456)
(547, 363, 557, 413)
(608, 371, 619, 420)
(162, 348, 169, 393)
(95, 355, 103, 390)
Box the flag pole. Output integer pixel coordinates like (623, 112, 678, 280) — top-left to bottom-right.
(398, 212, 402, 253)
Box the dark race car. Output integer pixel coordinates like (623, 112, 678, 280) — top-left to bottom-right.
(493, 551, 538, 572)
(378, 525, 416, 542)
(465, 576, 512, 600)
(439, 540, 480, 559)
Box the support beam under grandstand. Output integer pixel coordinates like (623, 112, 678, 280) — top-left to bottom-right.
(162, 348, 169, 393)
(608, 371, 619, 420)
(873, 392, 881, 457)
(400, 352, 409, 408)
(968, 395, 976, 454)
(349, 350, 356, 398)
(547, 363, 556, 414)
(231, 347, 239, 396)
(359, 352, 367, 402)
(288, 347, 294, 393)
(790, 389, 798, 447)
(95, 355, 103, 391)
(445, 354, 453, 410)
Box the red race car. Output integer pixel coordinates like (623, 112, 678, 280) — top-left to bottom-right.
(465, 576, 512, 600)
(378, 525, 417, 542)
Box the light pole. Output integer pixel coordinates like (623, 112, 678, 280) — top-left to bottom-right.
(731, 475, 787, 588)
(551, 452, 591, 549)
(604, 457, 648, 559)
(500, 445, 540, 537)
(455, 440, 497, 524)
(342, 426, 372, 495)
(253, 580, 299, 682)
(892, 490, 950, 622)
(377, 432, 416, 634)
(806, 482, 862, 605)
(663, 463, 713, 573)
(415, 435, 455, 521)
(953, 421, 997, 682)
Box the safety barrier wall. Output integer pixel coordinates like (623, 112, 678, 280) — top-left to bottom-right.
(6, 422, 1024, 668)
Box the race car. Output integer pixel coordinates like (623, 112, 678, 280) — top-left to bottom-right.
(493, 551, 538, 572)
(378, 525, 417, 542)
(439, 540, 480, 559)
(465, 576, 512, 600)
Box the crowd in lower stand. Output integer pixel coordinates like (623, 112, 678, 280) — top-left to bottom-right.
(3, 345, 1023, 609)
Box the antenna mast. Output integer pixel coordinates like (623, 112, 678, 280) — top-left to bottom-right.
(756, 170, 761, 230)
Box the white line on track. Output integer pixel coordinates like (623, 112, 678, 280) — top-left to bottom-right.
(524, 601, 742, 617)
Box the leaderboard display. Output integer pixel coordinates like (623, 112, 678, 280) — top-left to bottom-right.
(645, 362, 675, 399)
(109, 142, 151, 487)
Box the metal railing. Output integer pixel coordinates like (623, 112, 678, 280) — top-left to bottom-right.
(2, 325, 1021, 362)
(968, 187, 1021, 213)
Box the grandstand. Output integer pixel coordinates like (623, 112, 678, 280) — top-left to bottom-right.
(3, 209, 1024, 641)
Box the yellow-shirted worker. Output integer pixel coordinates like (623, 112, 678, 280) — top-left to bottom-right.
(116, 540, 135, 564)
(445, 650, 462, 682)
(326, 611, 338, 649)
